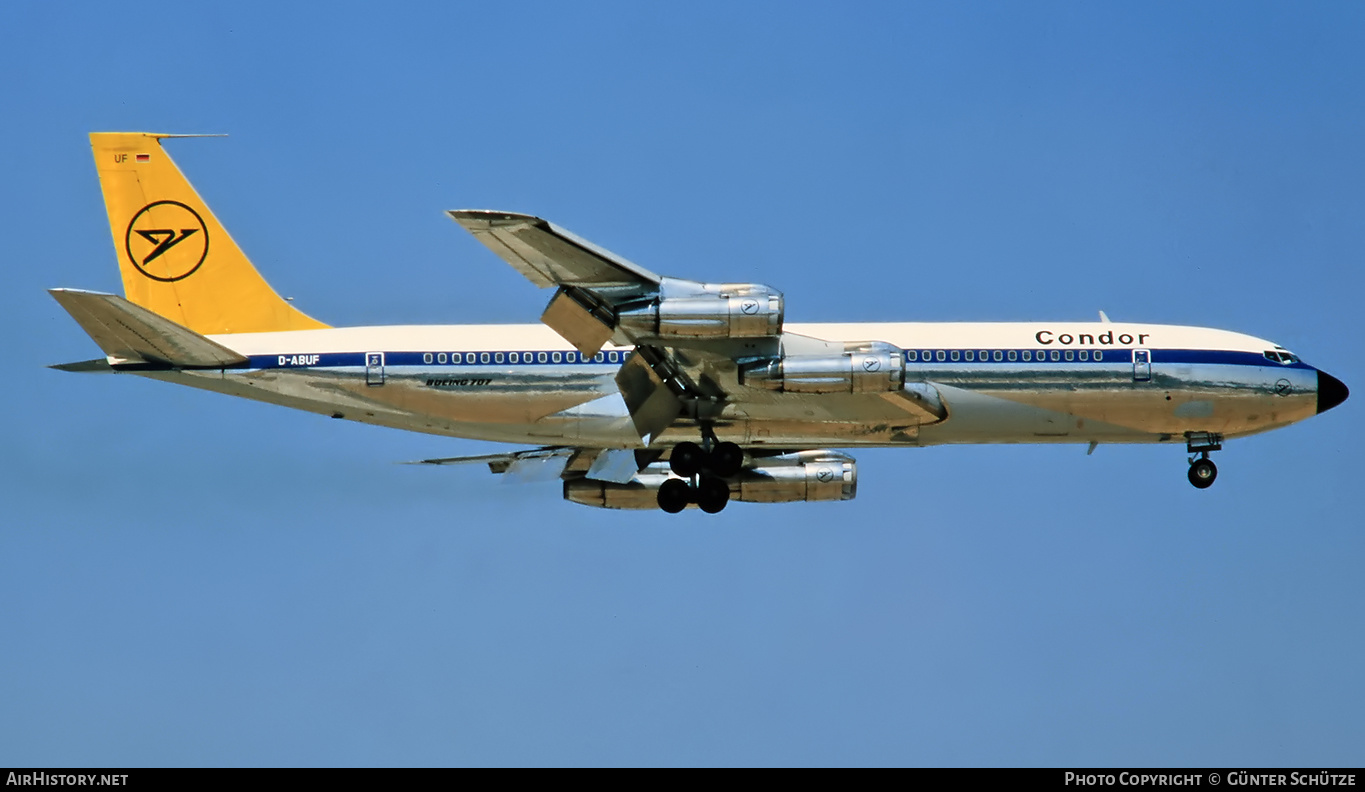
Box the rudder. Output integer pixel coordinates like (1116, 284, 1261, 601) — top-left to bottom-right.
(90, 132, 328, 334)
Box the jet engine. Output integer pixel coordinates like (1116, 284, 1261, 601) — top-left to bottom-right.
(562, 451, 857, 510)
(616, 281, 784, 340)
(738, 341, 904, 394)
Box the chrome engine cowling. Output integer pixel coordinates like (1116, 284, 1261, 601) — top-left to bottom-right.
(739, 341, 904, 394)
(616, 281, 784, 340)
(731, 451, 857, 503)
(563, 466, 673, 510)
(561, 451, 857, 509)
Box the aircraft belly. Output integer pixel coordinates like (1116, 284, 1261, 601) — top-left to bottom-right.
(140, 366, 611, 445)
(917, 362, 1317, 444)
(138, 359, 1318, 450)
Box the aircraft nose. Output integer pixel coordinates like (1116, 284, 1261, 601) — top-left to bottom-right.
(1317, 370, 1349, 414)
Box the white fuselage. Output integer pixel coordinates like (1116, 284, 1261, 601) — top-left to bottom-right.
(130, 320, 1322, 451)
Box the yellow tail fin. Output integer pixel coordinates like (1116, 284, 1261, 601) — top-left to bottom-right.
(90, 132, 328, 334)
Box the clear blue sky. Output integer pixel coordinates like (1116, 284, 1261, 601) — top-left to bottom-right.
(2, 1, 1362, 767)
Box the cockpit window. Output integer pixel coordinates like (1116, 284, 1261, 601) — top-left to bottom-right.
(1264, 351, 1282, 362)
(1263, 350, 1299, 365)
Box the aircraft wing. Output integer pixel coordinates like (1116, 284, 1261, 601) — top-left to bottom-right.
(407, 446, 654, 484)
(448, 210, 660, 289)
(450, 210, 947, 444)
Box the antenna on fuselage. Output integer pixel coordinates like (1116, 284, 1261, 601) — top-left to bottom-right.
(1098, 311, 1112, 323)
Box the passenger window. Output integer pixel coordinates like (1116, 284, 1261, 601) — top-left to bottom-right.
(609, 351, 620, 363)
(936, 351, 946, 362)
(538, 352, 548, 363)
(923, 350, 932, 361)
(495, 352, 505, 363)
(480, 352, 490, 364)
(1094, 351, 1103, 362)
(1008, 350, 1017, 361)
(993, 350, 1003, 362)
(423, 353, 433, 364)
(1022, 350, 1032, 361)
(551, 351, 562, 363)
(907, 350, 918, 362)
(964, 350, 974, 361)
(1079, 350, 1088, 361)
(1051, 350, 1060, 361)
(979, 350, 988, 361)
(437, 353, 447, 364)
(594, 352, 605, 362)
(950, 350, 960, 362)
(509, 352, 519, 363)
(1064, 350, 1074, 361)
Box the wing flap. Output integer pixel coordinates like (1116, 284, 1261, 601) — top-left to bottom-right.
(49, 288, 248, 368)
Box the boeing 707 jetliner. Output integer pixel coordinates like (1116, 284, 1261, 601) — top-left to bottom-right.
(50, 133, 1349, 513)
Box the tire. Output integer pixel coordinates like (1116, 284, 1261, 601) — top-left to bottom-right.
(670, 441, 705, 477)
(696, 476, 730, 514)
(1188, 458, 1218, 489)
(657, 478, 692, 513)
(709, 442, 744, 478)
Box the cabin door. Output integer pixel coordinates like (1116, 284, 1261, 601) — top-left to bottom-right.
(1132, 349, 1152, 382)
(366, 352, 385, 386)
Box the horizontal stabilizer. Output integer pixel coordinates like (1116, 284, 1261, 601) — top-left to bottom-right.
(49, 288, 248, 368)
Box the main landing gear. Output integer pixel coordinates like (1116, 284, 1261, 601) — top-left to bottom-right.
(656, 432, 744, 514)
(1186, 432, 1223, 490)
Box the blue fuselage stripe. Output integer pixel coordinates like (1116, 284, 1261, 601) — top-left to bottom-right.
(246, 348, 1314, 371)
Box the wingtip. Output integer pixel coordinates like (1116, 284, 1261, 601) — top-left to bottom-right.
(447, 209, 543, 226)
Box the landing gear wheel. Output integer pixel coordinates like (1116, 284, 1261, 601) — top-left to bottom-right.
(709, 442, 744, 477)
(696, 477, 730, 514)
(1188, 458, 1218, 489)
(670, 442, 705, 477)
(657, 478, 692, 513)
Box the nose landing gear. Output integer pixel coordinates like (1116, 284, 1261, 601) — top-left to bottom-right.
(1186, 432, 1223, 489)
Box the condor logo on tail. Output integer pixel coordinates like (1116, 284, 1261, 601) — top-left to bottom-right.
(124, 200, 209, 282)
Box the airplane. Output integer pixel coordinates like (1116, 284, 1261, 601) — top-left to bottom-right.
(50, 132, 1349, 514)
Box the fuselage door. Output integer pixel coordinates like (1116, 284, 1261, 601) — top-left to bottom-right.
(1132, 349, 1152, 382)
(366, 352, 385, 386)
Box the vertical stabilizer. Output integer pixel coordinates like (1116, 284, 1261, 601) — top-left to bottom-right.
(89, 132, 328, 334)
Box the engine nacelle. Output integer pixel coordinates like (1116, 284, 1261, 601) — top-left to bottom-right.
(739, 341, 904, 394)
(616, 281, 784, 340)
(732, 452, 857, 503)
(561, 451, 857, 509)
(563, 477, 664, 510)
